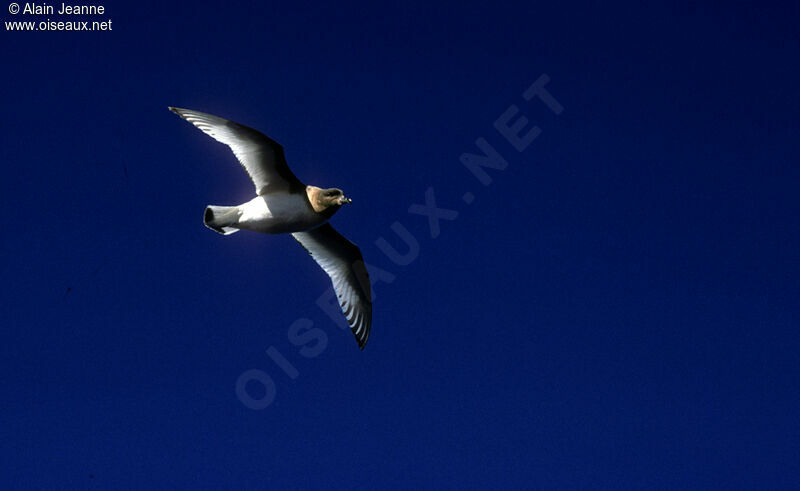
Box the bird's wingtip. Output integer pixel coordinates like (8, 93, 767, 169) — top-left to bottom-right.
(356, 333, 368, 350)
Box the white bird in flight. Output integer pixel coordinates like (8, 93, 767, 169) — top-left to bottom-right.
(169, 107, 372, 349)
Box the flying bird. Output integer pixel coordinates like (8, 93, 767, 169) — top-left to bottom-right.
(169, 107, 372, 349)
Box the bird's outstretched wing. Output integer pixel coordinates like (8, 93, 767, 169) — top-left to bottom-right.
(169, 107, 303, 194)
(292, 224, 372, 349)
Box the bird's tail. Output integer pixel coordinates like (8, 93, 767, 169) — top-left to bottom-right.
(204, 205, 241, 235)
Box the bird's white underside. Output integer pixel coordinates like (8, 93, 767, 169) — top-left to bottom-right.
(236, 193, 323, 234)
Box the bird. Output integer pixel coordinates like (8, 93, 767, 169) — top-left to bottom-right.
(169, 107, 372, 349)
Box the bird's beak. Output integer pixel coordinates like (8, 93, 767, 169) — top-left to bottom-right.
(341, 197, 353, 204)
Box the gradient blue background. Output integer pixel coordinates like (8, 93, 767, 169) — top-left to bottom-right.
(2, 1, 799, 488)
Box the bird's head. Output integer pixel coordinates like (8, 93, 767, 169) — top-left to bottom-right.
(308, 186, 352, 214)
(323, 188, 352, 206)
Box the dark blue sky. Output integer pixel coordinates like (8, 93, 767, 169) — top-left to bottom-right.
(2, 1, 799, 488)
